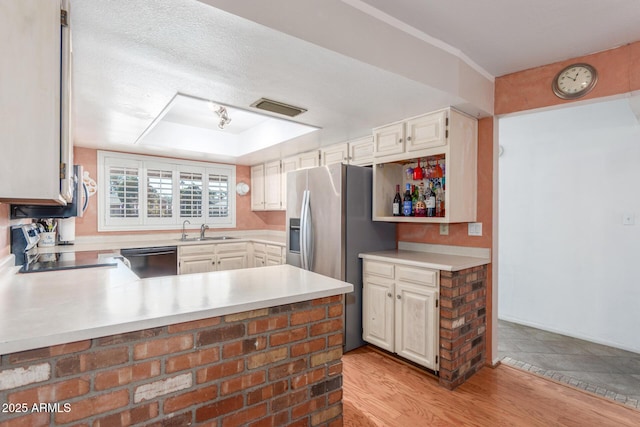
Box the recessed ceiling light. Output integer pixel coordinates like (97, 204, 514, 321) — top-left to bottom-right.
(135, 93, 318, 158)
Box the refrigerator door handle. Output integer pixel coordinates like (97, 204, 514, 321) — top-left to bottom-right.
(300, 190, 308, 270)
(304, 190, 313, 270)
(300, 190, 312, 271)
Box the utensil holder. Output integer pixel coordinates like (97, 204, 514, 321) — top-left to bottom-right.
(38, 232, 57, 247)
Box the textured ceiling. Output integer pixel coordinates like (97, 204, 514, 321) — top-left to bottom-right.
(70, 0, 640, 164)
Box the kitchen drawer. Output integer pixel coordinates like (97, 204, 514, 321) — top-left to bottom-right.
(216, 242, 248, 254)
(396, 265, 438, 287)
(266, 244, 282, 257)
(253, 242, 266, 254)
(363, 260, 394, 279)
(179, 244, 215, 256)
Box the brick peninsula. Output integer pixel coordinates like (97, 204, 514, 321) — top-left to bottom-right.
(0, 261, 352, 426)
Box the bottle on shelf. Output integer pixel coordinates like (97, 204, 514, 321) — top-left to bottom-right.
(392, 184, 401, 216)
(411, 184, 418, 216)
(402, 183, 412, 217)
(415, 186, 426, 217)
(426, 181, 436, 217)
(434, 181, 444, 217)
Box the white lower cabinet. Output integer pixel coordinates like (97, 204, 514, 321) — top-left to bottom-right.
(251, 242, 284, 268)
(363, 259, 439, 371)
(179, 242, 248, 274)
(362, 275, 395, 351)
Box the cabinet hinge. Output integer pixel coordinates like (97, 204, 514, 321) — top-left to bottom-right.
(445, 117, 449, 139)
(60, 9, 68, 27)
(60, 162, 67, 179)
(435, 299, 439, 308)
(436, 355, 439, 364)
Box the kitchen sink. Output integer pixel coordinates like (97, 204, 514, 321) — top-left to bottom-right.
(177, 236, 238, 242)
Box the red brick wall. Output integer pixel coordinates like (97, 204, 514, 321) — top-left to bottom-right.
(0, 296, 344, 426)
(438, 265, 487, 390)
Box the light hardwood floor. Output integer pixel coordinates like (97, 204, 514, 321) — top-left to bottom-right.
(342, 347, 640, 426)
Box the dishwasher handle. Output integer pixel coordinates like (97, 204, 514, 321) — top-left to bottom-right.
(121, 246, 177, 256)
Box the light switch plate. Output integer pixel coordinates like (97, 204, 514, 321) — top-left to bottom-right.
(468, 222, 482, 236)
(440, 223, 449, 235)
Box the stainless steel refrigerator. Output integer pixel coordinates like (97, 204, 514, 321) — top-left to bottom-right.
(286, 163, 396, 352)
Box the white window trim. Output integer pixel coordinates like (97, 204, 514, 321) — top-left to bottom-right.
(97, 151, 236, 232)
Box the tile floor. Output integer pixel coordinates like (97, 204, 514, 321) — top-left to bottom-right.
(498, 319, 640, 409)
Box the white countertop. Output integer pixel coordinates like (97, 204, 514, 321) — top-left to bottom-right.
(0, 262, 352, 355)
(359, 249, 490, 271)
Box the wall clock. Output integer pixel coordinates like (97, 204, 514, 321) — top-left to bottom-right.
(552, 63, 598, 100)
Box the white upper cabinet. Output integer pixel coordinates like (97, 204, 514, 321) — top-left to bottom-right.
(405, 111, 447, 152)
(348, 136, 374, 166)
(280, 155, 299, 211)
(374, 111, 449, 161)
(321, 143, 349, 166)
(264, 160, 282, 210)
(372, 108, 478, 223)
(0, 0, 73, 205)
(251, 160, 283, 211)
(250, 164, 265, 211)
(298, 150, 320, 169)
(321, 136, 374, 167)
(373, 123, 405, 158)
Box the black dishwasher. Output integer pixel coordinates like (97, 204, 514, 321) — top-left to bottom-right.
(120, 246, 178, 278)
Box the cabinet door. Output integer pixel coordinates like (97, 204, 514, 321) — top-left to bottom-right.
(0, 0, 69, 204)
(395, 282, 438, 370)
(217, 253, 247, 271)
(264, 160, 282, 210)
(406, 111, 447, 152)
(363, 276, 395, 352)
(373, 123, 404, 158)
(348, 136, 374, 166)
(281, 156, 299, 211)
(298, 150, 320, 169)
(252, 253, 266, 268)
(266, 256, 282, 266)
(321, 143, 349, 166)
(251, 164, 265, 211)
(180, 257, 215, 275)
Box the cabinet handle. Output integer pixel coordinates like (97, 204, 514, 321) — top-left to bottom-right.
(396, 295, 401, 300)
(387, 292, 392, 298)
(407, 136, 411, 141)
(398, 138, 403, 144)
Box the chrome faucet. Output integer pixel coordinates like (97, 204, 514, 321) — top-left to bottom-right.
(181, 220, 191, 241)
(200, 224, 209, 239)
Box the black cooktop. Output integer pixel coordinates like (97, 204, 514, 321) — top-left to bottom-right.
(19, 250, 118, 274)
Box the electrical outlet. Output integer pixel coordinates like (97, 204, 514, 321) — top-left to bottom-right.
(468, 222, 482, 236)
(440, 223, 449, 235)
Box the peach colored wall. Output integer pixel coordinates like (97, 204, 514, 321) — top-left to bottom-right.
(74, 147, 285, 237)
(496, 40, 640, 115)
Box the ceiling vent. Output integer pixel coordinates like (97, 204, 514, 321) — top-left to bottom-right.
(251, 98, 307, 117)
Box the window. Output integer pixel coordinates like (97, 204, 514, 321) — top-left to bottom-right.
(208, 173, 229, 218)
(179, 171, 203, 219)
(98, 151, 236, 231)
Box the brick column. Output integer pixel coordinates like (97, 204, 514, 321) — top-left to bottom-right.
(438, 265, 487, 389)
(0, 296, 345, 427)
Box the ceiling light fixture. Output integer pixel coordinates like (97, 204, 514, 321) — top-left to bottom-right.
(211, 103, 231, 129)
